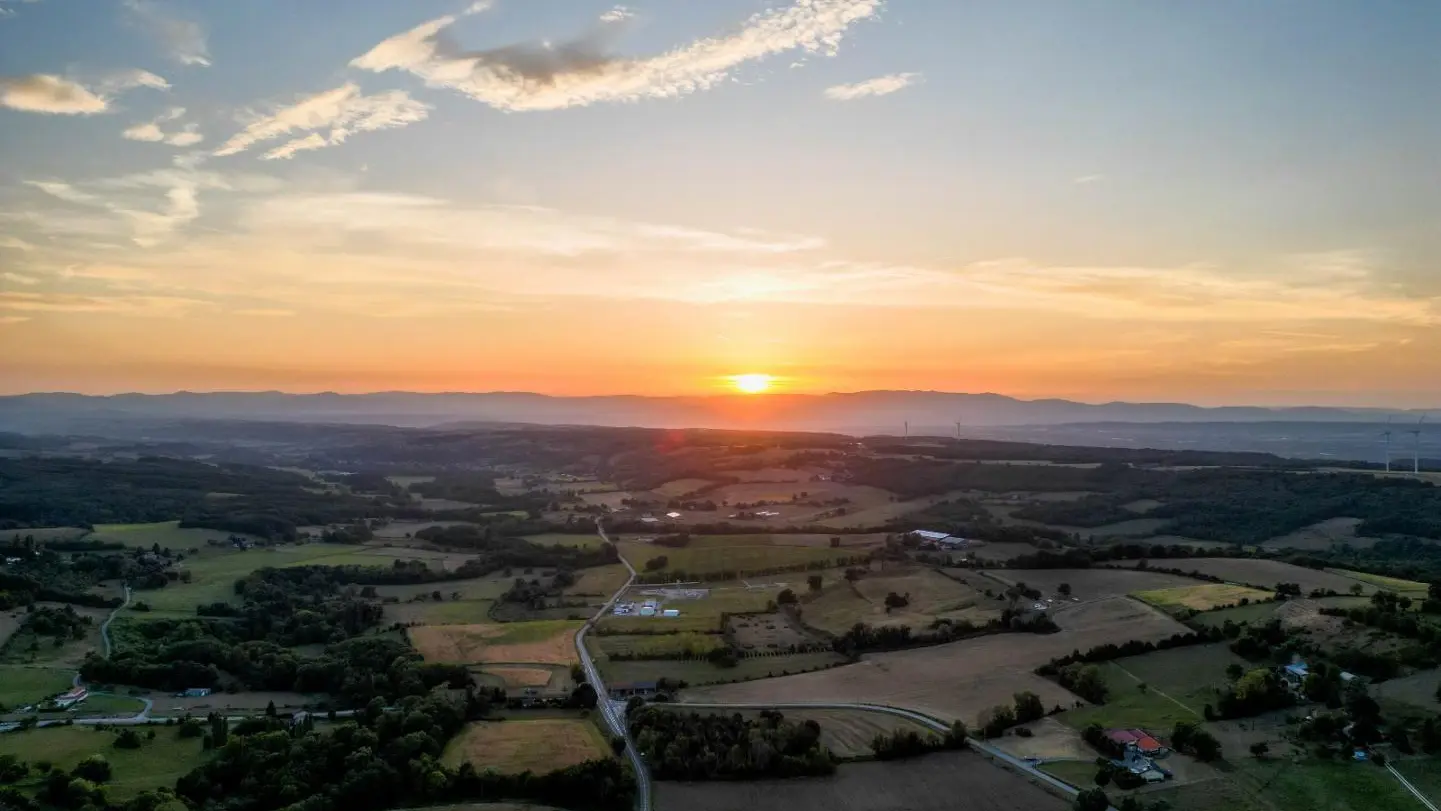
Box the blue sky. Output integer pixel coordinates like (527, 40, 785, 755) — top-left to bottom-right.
(1, 1, 1439, 403)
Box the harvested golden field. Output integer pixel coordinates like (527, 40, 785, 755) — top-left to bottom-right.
(802, 568, 1004, 635)
(441, 720, 608, 775)
(687, 597, 1188, 724)
(655, 752, 1067, 811)
(409, 620, 581, 665)
(1112, 557, 1373, 594)
(481, 666, 557, 688)
(991, 718, 1094, 761)
(1133, 583, 1275, 611)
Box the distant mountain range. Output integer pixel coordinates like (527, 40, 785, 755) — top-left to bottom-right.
(0, 390, 1427, 435)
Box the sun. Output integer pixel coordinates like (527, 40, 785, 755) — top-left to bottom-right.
(730, 373, 774, 394)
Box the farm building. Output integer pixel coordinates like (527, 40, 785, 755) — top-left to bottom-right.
(1105, 729, 1168, 756)
(910, 530, 970, 548)
(180, 687, 212, 697)
(52, 686, 88, 709)
(609, 680, 658, 700)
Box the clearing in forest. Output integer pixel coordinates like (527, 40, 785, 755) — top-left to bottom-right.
(441, 719, 608, 775)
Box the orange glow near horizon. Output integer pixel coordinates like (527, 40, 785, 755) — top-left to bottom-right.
(730, 373, 774, 394)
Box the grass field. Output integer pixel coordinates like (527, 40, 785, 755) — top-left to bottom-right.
(0, 665, 73, 708)
(478, 665, 559, 689)
(0, 726, 211, 800)
(563, 565, 630, 597)
(1038, 760, 1096, 788)
(1132, 583, 1275, 612)
(0, 527, 89, 543)
(803, 568, 1004, 635)
(1327, 568, 1429, 597)
(1233, 757, 1418, 811)
(441, 719, 608, 775)
(518, 533, 603, 549)
(602, 651, 846, 687)
(409, 620, 582, 665)
(1059, 643, 1247, 732)
(620, 535, 862, 579)
(376, 574, 523, 602)
(137, 543, 373, 611)
(596, 633, 726, 659)
(386, 599, 494, 625)
(89, 521, 260, 550)
(1114, 557, 1375, 595)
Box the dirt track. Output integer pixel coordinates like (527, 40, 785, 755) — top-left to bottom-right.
(685, 597, 1189, 724)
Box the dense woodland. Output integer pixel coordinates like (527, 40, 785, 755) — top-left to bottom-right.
(629, 709, 836, 780)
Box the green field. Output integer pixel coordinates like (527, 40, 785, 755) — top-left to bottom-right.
(1327, 569, 1429, 597)
(0, 527, 90, 543)
(1191, 595, 1371, 630)
(620, 536, 858, 579)
(133, 543, 372, 611)
(1038, 760, 1098, 788)
(387, 599, 495, 625)
(89, 521, 260, 550)
(72, 693, 148, 716)
(1060, 644, 1245, 731)
(1392, 758, 1441, 804)
(377, 574, 522, 602)
(0, 665, 73, 708)
(1234, 757, 1418, 811)
(0, 726, 212, 800)
(596, 633, 726, 659)
(518, 533, 602, 549)
(597, 651, 845, 687)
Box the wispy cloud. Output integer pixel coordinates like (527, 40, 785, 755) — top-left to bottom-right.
(0, 290, 209, 316)
(122, 107, 203, 146)
(1073, 174, 1105, 184)
(0, 75, 108, 114)
(2, 271, 39, 285)
(0, 70, 167, 115)
(0, 236, 38, 252)
(213, 83, 430, 160)
(0, 0, 42, 20)
(352, 0, 883, 112)
(824, 72, 919, 101)
(123, 0, 210, 67)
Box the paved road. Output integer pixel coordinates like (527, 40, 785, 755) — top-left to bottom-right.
(575, 521, 652, 811)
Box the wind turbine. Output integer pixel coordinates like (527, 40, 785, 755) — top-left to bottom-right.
(1410, 415, 1428, 474)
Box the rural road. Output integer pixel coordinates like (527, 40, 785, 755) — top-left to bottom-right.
(576, 521, 653, 811)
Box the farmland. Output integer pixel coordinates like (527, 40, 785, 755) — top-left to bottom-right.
(595, 580, 795, 635)
(0, 726, 212, 800)
(663, 707, 935, 759)
(595, 632, 726, 659)
(563, 564, 631, 597)
(89, 521, 261, 549)
(1133, 583, 1275, 612)
(441, 719, 609, 775)
(409, 620, 582, 665)
(1259, 517, 1371, 550)
(619, 535, 872, 580)
(729, 613, 817, 654)
(653, 751, 1067, 811)
(387, 598, 495, 625)
(375, 573, 522, 602)
(686, 597, 1190, 723)
(1326, 568, 1428, 597)
(986, 568, 1200, 602)
(517, 533, 603, 549)
(0, 665, 72, 708)
(800, 567, 1007, 635)
(134, 543, 375, 611)
(600, 652, 847, 687)
(1112, 557, 1377, 595)
(1061, 643, 1248, 731)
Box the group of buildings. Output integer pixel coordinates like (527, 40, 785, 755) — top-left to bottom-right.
(1102, 728, 1172, 784)
(612, 599, 680, 618)
(909, 529, 972, 549)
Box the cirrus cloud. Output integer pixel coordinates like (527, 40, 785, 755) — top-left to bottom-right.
(0, 69, 168, 115)
(122, 106, 203, 146)
(213, 83, 430, 160)
(824, 72, 919, 100)
(351, 0, 883, 112)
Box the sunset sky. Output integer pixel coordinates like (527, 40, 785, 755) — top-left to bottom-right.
(2, 0, 1439, 405)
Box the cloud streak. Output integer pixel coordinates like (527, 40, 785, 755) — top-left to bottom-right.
(122, 107, 203, 146)
(824, 72, 919, 100)
(123, 0, 210, 67)
(351, 0, 883, 112)
(214, 83, 430, 160)
(0, 70, 168, 115)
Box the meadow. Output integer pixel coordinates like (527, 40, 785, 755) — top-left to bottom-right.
(620, 535, 866, 579)
(89, 521, 260, 549)
(0, 726, 212, 800)
(601, 651, 847, 688)
(441, 719, 609, 775)
(1059, 643, 1247, 732)
(801, 568, 1005, 635)
(0, 665, 73, 708)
